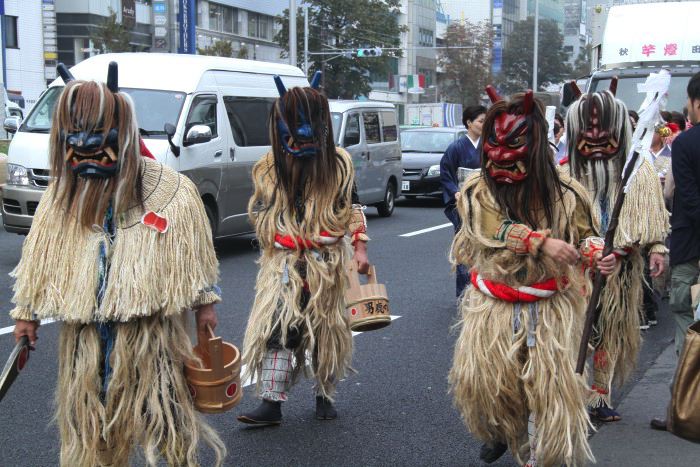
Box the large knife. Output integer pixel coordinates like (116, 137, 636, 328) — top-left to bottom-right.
(0, 336, 31, 403)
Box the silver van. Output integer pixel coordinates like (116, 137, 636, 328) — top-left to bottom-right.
(1, 53, 309, 237)
(329, 101, 402, 217)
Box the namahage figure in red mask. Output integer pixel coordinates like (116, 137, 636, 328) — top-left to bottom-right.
(449, 89, 618, 466)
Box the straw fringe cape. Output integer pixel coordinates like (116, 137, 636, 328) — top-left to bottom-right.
(575, 159, 669, 405)
(449, 172, 597, 467)
(8, 159, 225, 467)
(243, 149, 355, 400)
(10, 159, 220, 323)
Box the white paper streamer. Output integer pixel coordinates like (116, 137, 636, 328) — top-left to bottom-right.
(622, 69, 671, 193)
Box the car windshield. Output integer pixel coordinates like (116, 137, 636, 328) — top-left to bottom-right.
(591, 75, 690, 114)
(20, 87, 187, 137)
(331, 112, 342, 144)
(401, 131, 455, 153)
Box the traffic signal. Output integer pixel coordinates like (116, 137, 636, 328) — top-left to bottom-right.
(357, 47, 383, 58)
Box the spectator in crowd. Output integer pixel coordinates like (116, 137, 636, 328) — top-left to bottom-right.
(629, 110, 639, 131)
(553, 113, 567, 163)
(651, 71, 700, 432)
(440, 105, 486, 297)
(666, 72, 700, 354)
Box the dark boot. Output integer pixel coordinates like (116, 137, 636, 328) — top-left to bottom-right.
(237, 399, 282, 426)
(479, 441, 508, 464)
(315, 396, 338, 420)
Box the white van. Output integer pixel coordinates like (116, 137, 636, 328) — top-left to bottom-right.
(329, 100, 402, 217)
(1, 53, 309, 237)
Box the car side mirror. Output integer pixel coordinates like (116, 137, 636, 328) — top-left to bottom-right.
(184, 124, 213, 147)
(3, 116, 20, 134)
(164, 123, 180, 157)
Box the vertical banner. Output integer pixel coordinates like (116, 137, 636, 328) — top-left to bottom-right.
(178, 0, 196, 54)
(122, 0, 136, 30)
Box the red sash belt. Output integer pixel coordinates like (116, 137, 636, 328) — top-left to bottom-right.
(274, 231, 341, 250)
(470, 271, 563, 303)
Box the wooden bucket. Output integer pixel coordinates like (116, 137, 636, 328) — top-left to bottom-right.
(345, 264, 391, 332)
(184, 325, 242, 414)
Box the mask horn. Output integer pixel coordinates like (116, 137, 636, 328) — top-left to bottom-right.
(274, 75, 287, 97)
(569, 80, 583, 99)
(310, 71, 322, 90)
(57, 63, 75, 83)
(485, 85, 502, 104)
(609, 76, 618, 96)
(107, 61, 119, 93)
(523, 90, 534, 115)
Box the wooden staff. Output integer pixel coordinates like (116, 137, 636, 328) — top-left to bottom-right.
(575, 143, 645, 375)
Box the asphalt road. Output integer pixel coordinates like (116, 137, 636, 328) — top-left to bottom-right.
(0, 198, 674, 466)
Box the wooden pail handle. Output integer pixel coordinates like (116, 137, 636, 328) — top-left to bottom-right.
(346, 261, 362, 292)
(197, 325, 225, 379)
(366, 265, 378, 285)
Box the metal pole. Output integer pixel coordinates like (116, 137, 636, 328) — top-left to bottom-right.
(303, 5, 309, 74)
(289, 0, 297, 67)
(533, 0, 539, 91)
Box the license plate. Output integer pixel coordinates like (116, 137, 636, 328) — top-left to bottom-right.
(402, 181, 410, 191)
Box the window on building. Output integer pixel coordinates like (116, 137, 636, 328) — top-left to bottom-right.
(208, 3, 238, 34)
(222, 6, 237, 33)
(248, 13, 272, 40)
(223, 96, 274, 146)
(5, 16, 18, 49)
(418, 28, 433, 47)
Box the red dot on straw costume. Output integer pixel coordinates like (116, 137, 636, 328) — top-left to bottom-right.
(226, 383, 237, 398)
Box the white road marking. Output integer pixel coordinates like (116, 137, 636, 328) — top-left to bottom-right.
(242, 315, 401, 388)
(0, 318, 56, 336)
(399, 223, 452, 237)
(1, 314, 401, 389)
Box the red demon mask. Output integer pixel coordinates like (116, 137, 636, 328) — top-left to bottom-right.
(483, 88, 534, 184)
(570, 78, 624, 161)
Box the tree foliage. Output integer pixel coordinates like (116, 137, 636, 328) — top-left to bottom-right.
(572, 44, 592, 78)
(439, 21, 493, 106)
(275, 0, 406, 99)
(498, 17, 572, 93)
(90, 8, 132, 53)
(198, 40, 234, 58)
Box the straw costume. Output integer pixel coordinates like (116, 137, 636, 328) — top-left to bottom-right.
(9, 65, 225, 466)
(237, 74, 369, 426)
(565, 84, 669, 421)
(449, 90, 605, 467)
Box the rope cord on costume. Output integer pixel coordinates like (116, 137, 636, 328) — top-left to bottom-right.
(96, 204, 116, 396)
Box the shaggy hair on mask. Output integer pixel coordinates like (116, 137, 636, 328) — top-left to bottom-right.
(482, 93, 564, 231)
(49, 80, 143, 229)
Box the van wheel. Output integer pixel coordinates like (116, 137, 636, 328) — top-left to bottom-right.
(204, 203, 218, 239)
(376, 181, 396, 217)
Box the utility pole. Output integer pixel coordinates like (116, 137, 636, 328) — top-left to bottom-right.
(303, 5, 309, 74)
(533, 0, 539, 91)
(289, 0, 297, 67)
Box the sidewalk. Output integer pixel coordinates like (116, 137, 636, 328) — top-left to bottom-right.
(590, 343, 700, 466)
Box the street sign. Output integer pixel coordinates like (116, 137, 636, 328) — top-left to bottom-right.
(154, 15, 167, 26)
(155, 27, 167, 38)
(153, 1, 167, 14)
(154, 38, 168, 49)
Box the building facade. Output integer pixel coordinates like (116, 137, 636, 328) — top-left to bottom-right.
(56, 0, 152, 67)
(1, 0, 52, 109)
(195, 0, 285, 63)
